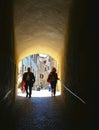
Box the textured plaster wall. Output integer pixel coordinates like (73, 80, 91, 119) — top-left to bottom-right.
(14, 0, 72, 62)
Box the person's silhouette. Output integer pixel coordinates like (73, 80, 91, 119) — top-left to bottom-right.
(47, 67, 59, 96)
(22, 67, 35, 98)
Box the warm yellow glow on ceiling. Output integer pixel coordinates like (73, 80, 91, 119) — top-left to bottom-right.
(16, 37, 64, 64)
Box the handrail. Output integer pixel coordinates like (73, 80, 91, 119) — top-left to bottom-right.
(59, 80, 86, 104)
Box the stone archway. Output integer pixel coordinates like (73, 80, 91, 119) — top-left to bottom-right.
(16, 52, 62, 97)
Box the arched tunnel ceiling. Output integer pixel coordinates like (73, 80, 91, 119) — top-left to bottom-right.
(14, 0, 72, 62)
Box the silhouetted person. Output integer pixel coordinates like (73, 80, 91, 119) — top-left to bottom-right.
(22, 67, 35, 98)
(47, 67, 59, 96)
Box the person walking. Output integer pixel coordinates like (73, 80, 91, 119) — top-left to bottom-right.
(47, 67, 59, 96)
(22, 67, 35, 98)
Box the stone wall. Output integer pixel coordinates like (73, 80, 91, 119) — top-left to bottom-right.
(63, 0, 97, 129)
(0, 0, 15, 116)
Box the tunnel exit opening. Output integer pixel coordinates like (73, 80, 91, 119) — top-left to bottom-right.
(16, 53, 61, 97)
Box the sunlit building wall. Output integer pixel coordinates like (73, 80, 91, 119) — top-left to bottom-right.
(17, 54, 58, 90)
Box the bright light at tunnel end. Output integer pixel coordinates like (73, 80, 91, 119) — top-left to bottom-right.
(17, 89, 61, 97)
(39, 54, 47, 57)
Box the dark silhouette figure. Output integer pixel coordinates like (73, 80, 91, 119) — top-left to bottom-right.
(22, 67, 35, 98)
(47, 67, 59, 96)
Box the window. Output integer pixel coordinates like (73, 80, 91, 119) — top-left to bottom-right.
(40, 74, 44, 78)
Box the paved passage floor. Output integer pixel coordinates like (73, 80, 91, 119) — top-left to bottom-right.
(1, 90, 90, 130)
(14, 95, 70, 130)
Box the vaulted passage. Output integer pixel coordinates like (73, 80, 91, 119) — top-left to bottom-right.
(0, 0, 97, 129)
(14, 0, 72, 95)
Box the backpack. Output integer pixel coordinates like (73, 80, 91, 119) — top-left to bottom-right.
(47, 74, 51, 83)
(47, 72, 57, 83)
